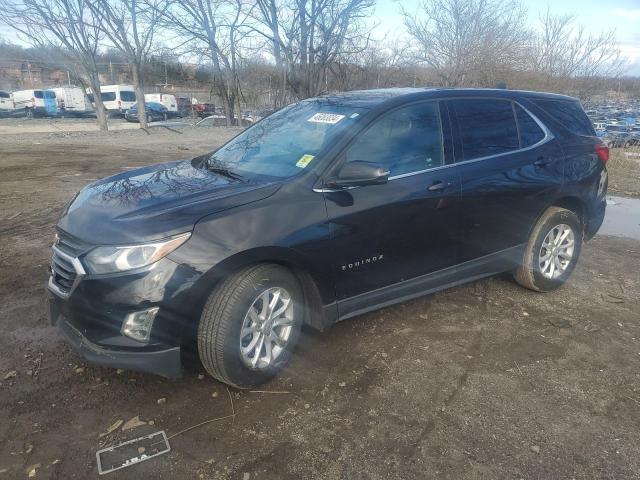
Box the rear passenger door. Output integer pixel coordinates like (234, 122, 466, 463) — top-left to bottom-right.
(450, 98, 564, 263)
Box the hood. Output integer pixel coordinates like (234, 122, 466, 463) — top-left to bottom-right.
(58, 158, 280, 245)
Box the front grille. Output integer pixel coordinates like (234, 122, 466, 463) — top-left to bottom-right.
(51, 249, 77, 293)
(50, 230, 90, 295)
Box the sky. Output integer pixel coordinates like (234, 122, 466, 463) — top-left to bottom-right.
(372, 0, 640, 76)
(1, 0, 639, 76)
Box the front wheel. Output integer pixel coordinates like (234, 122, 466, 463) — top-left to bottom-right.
(197, 264, 303, 388)
(514, 207, 583, 292)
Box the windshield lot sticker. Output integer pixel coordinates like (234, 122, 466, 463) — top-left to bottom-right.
(296, 154, 315, 168)
(308, 113, 345, 124)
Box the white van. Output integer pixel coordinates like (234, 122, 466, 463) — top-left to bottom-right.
(51, 86, 93, 116)
(0, 90, 14, 115)
(86, 84, 136, 116)
(144, 93, 178, 117)
(12, 89, 58, 117)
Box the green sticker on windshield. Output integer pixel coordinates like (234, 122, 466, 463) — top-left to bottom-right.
(296, 154, 315, 168)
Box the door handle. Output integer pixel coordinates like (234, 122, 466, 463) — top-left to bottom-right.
(534, 157, 552, 167)
(428, 180, 450, 191)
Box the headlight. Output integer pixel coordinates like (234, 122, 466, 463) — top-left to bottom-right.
(83, 233, 190, 274)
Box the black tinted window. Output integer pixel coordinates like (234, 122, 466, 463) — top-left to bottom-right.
(0, 92, 9, 98)
(515, 104, 545, 147)
(532, 99, 594, 136)
(346, 102, 443, 176)
(453, 99, 519, 160)
(34, 90, 44, 99)
(101, 92, 116, 102)
(120, 91, 136, 102)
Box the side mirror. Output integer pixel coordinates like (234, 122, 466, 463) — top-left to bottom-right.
(327, 161, 390, 188)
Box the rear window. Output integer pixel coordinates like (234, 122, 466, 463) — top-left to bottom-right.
(531, 99, 595, 136)
(101, 92, 116, 102)
(453, 99, 519, 160)
(120, 91, 136, 102)
(43, 91, 56, 99)
(515, 104, 545, 147)
(34, 90, 43, 99)
(0, 91, 9, 98)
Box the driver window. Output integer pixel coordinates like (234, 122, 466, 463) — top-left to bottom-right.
(346, 102, 444, 177)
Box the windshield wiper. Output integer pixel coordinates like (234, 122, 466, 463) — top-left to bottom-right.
(207, 166, 245, 181)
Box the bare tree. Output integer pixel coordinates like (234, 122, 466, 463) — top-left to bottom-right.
(156, 0, 252, 126)
(89, 0, 166, 128)
(252, 0, 375, 101)
(532, 9, 626, 94)
(402, 0, 529, 87)
(0, 0, 109, 130)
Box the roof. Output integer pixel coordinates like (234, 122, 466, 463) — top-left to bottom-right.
(315, 87, 579, 109)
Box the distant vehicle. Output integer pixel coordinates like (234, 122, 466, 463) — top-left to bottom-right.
(144, 93, 178, 117)
(124, 101, 168, 123)
(0, 90, 14, 116)
(86, 84, 136, 116)
(12, 89, 57, 117)
(193, 102, 216, 118)
(195, 114, 228, 127)
(176, 97, 195, 118)
(51, 87, 93, 116)
(593, 122, 605, 132)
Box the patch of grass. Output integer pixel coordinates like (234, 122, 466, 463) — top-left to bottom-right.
(607, 146, 640, 198)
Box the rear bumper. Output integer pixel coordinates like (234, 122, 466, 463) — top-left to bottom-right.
(48, 291, 183, 379)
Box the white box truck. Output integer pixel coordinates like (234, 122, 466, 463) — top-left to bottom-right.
(144, 93, 178, 117)
(86, 84, 137, 116)
(51, 86, 93, 116)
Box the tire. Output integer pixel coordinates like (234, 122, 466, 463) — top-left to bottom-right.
(197, 264, 304, 388)
(514, 206, 583, 292)
(25, 108, 34, 119)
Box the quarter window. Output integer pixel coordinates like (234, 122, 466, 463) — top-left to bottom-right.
(453, 99, 519, 160)
(530, 99, 594, 136)
(346, 102, 444, 177)
(515, 104, 545, 147)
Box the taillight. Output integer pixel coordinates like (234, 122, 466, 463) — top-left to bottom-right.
(595, 143, 609, 164)
(31, 97, 35, 107)
(118, 100, 121, 109)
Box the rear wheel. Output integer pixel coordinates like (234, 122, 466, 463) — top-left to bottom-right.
(197, 264, 303, 388)
(25, 108, 34, 119)
(514, 207, 583, 292)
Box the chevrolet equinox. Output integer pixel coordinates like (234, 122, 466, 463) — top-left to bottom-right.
(46, 88, 608, 388)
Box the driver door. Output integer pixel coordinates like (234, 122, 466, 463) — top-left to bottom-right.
(321, 101, 462, 314)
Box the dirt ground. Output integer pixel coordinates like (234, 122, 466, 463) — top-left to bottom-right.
(1, 124, 640, 480)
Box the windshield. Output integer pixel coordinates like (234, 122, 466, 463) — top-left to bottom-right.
(204, 100, 368, 180)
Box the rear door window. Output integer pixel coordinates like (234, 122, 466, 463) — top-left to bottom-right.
(346, 101, 444, 177)
(531, 99, 595, 136)
(34, 91, 44, 99)
(120, 91, 136, 102)
(515, 104, 546, 147)
(101, 92, 116, 102)
(452, 99, 519, 160)
(0, 91, 10, 99)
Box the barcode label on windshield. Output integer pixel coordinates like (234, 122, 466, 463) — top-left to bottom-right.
(308, 113, 345, 124)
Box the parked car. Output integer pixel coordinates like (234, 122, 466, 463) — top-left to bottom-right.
(195, 114, 228, 127)
(0, 90, 14, 116)
(193, 102, 216, 118)
(51, 86, 93, 117)
(86, 84, 136, 117)
(46, 88, 608, 387)
(144, 93, 178, 117)
(124, 102, 169, 122)
(12, 89, 58, 117)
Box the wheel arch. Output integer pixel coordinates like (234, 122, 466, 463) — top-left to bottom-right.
(551, 196, 587, 229)
(182, 246, 335, 341)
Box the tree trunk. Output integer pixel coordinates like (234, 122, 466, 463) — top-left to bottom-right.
(88, 74, 108, 132)
(132, 64, 148, 129)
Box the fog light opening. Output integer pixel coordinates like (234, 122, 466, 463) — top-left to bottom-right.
(121, 307, 159, 343)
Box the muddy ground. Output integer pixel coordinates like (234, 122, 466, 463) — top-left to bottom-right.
(1, 124, 639, 479)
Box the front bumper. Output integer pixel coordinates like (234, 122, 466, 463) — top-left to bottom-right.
(45, 255, 204, 379)
(47, 289, 183, 378)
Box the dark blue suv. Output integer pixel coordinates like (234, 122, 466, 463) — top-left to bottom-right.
(46, 88, 608, 387)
